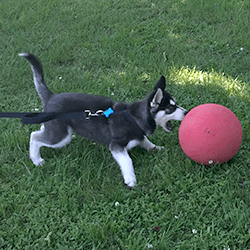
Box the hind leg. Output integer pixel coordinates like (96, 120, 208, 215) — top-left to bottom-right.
(30, 124, 73, 166)
(29, 125, 46, 166)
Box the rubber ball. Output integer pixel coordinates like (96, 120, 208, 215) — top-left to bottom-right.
(178, 104, 243, 165)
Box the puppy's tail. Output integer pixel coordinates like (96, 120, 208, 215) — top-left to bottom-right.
(19, 53, 53, 106)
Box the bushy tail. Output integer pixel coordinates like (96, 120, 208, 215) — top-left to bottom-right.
(19, 53, 53, 107)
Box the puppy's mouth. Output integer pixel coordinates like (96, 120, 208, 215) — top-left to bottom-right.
(166, 121, 173, 132)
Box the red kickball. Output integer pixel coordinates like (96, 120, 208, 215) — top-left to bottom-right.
(178, 104, 243, 165)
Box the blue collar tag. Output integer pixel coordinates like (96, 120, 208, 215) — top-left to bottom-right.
(103, 107, 114, 117)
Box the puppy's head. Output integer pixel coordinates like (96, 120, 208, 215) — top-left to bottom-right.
(150, 76, 187, 132)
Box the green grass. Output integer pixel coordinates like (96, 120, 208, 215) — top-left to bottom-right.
(0, 0, 250, 249)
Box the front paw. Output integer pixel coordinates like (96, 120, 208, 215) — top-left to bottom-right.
(152, 146, 164, 152)
(31, 157, 44, 166)
(124, 175, 137, 189)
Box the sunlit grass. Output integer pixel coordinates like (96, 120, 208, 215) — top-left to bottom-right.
(169, 66, 250, 99)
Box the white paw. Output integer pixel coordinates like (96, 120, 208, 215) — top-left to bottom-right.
(32, 157, 44, 166)
(124, 174, 137, 189)
(152, 146, 164, 151)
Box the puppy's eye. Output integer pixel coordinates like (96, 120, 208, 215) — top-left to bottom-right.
(165, 106, 176, 114)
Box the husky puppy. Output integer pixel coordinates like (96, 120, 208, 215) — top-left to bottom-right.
(19, 53, 187, 188)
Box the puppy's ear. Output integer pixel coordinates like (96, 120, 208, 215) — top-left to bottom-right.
(154, 76, 166, 90)
(150, 88, 163, 110)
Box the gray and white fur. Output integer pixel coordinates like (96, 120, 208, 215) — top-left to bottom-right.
(19, 53, 187, 188)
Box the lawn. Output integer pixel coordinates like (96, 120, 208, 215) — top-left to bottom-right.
(0, 0, 250, 249)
